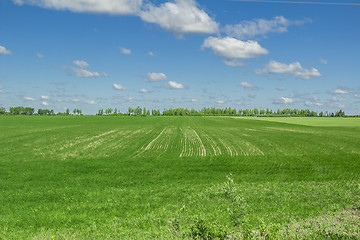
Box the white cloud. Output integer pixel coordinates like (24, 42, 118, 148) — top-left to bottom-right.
(332, 96, 346, 101)
(274, 97, 293, 104)
(113, 83, 126, 90)
(125, 97, 133, 102)
(72, 60, 89, 68)
(223, 16, 310, 39)
(320, 58, 328, 64)
(119, 47, 132, 55)
(222, 59, 245, 67)
(140, 0, 219, 35)
(86, 100, 96, 105)
(334, 88, 351, 94)
(277, 86, 286, 91)
(42, 101, 49, 106)
(202, 37, 268, 65)
(139, 88, 148, 93)
(305, 101, 323, 106)
(13, 0, 143, 15)
(24, 97, 36, 101)
(70, 67, 106, 78)
(168, 81, 185, 89)
(258, 60, 322, 79)
(216, 100, 224, 104)
(239, 81, 257, 89)
(146, 72, 168, 82)
(72, 99, 80, 102)
(148, 51, 155, 57)
(354, 94, 360, 98)
(41, 95, 50, 100)
(37, 53, 44, 59)
(67, 61, 107, 78)
(0, 46, 12, 55)
(191, 99, 198, 102)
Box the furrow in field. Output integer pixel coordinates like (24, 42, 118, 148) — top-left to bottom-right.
(179, 128, 207, 157)
(144, 128, 167, 150)
(201, 132, 222, 156)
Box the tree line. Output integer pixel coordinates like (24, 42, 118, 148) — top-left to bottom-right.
(96, 107, 346, 117)
(0, 107, 82, 116)
(0, 106, 348, 117)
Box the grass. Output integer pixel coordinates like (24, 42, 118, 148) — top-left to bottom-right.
(0, 115, 359, 239)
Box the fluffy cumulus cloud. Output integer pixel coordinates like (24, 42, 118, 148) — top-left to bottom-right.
(113, 83, 126, 90)
(202, 37, 268, 66)
(12, 0, 143, 15)
(224, 16, 311, 40)
(216, 100, 224, 104)
(125, 97, 133, 102)
(0, 46, 12, 55)
(148, 51, 155, 57)
(41, 95, 50, 100)
(258, 60, 322, 79)
(72, 60, 90, 69)
(168, 81, 186, 89)
(140, 0, 218, 35)
(146, 72, 168, 82)
(42, 101, 49, 106)
(119, 47, 132, 55)
(239, 81, 257, 89)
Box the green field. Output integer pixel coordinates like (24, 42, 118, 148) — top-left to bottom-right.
(1, 116, 360, 239)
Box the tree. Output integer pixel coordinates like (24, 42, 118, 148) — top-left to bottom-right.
(66, 108, 70, 116)
(0, 107, 6, 115)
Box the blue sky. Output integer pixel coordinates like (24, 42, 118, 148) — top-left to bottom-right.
(0, 0, 359, 114)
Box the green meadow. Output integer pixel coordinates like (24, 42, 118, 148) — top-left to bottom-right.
(1, 116, 359, 239)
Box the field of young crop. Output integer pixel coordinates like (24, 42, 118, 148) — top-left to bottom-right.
(1, 116, 360, 239)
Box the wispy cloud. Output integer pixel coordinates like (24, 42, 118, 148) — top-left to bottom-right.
(224, 16, 311, 40)
(257, 60, 322, 79)
(333, 88, 352, 94)
(24, 96, 36, 101)
(67, 60, 107, 78)
(146, 72, 168, 82)
(37, 53, 44, 59)
(239, 81, 257, 90)
(273, 96, 294, 104)
(73, 60, 90, 69)
(12, 0, 143, 15)
(230, 0, 360, 6)
(119, 47, 132, 55)
(70, 67, 107, 78)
